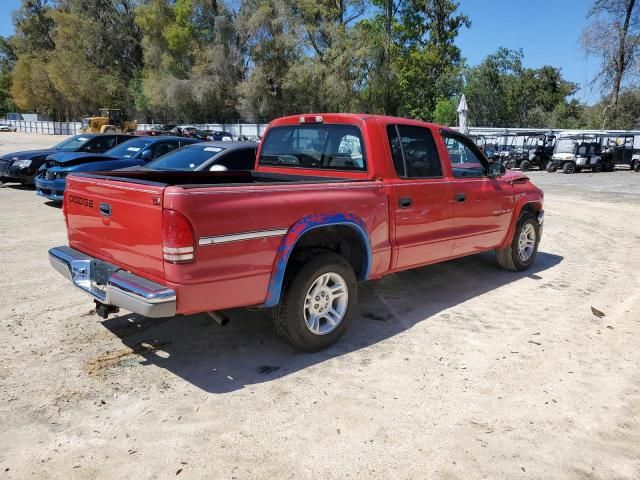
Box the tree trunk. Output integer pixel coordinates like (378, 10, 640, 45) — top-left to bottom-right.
(611, 0, 636, 107)
(383, 0, 392, 115)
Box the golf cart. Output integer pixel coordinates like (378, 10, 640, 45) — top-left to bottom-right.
(600, 134, 637, 172)
(547, 133, 603, 174)
(510, 132, 556, 171)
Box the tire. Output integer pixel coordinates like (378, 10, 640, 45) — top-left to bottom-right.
(496, 212, 540, 272)
(562, 162, 576, 174)
(539, 161, 548, 171)
(593, 161, 602, 173)
(634, 160, 640, 172)
(273, 252, 357, 352)
(520, 160, 531, 172)
(546, 163, 557, 173)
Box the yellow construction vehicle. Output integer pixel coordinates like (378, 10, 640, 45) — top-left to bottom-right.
(80, 108, 138, 134)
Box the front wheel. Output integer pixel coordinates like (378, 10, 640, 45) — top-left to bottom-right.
(634, 160, 640, 172)
(563, 162, 576, 174)
(496, 212, 540, 272)
(520, 160, 531, 172)
(546, 163, 557, 173)
(273, 252, 357, 352)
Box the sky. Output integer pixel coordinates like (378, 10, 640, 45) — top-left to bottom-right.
(0, 0, 600, 104)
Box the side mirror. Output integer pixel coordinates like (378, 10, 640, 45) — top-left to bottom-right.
(140, 149, 153, 161)
(487, 162, 506, 178)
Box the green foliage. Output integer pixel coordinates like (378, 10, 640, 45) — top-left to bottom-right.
(5, 0, 636, 127)
(432, 97, 457, 126)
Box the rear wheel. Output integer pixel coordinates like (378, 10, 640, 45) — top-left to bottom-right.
(593, 161, 603, 173)
(546, 163, 557, 173)
(563, 162, 576, 174)
(496, 212, 540, 272)
(520, 160, 531, 172)
(273, 252, 357, 352)
(633, 160, 640, 172)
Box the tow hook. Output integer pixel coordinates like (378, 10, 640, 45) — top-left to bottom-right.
(94, 300, 120, 319)
(207, 311, 230, 326)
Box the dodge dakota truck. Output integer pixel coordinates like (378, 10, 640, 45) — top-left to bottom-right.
(49, 114, 544, 352)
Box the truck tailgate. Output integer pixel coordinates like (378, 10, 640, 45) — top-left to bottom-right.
(65, 175, 166, 281)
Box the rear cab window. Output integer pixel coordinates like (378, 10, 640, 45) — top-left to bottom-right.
(259, 124, 366, 172)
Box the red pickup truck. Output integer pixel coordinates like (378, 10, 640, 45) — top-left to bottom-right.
(49, 114, 544, 351)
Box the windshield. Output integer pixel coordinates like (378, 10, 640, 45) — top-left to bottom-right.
(555, 139, 577, 154)
(106, 138, 153, 158)
(259, 124, 366, 171)
(146, 145, 224, 170)
(54, 135, 93, 151)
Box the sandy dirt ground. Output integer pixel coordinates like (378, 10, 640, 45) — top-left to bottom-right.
(0, 132, 639, 479)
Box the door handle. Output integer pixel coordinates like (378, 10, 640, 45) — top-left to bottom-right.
(455, 193, 466, 202)
(398, 197, 413, 208)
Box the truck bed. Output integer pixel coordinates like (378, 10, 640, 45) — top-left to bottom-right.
(71, 170, 358, 188)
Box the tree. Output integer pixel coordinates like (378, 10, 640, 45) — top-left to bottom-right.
(0, 37, 16, 115)
(582, 0, 639, 122)
(464, 48, 578, 127)
(136, 0, 242, 122)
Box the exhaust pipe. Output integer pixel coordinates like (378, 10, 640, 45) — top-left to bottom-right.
(207, 311, 230, 326)
(94, 301, 119, 319)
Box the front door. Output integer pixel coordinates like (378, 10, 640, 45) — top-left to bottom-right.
(440, 133, 514, 256)
(387, 124, 455, 271)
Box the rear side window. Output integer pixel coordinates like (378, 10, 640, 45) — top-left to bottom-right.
(216, 148, 256, 170)
(387, 124, 442, 178)
(259, 124, 366, 171)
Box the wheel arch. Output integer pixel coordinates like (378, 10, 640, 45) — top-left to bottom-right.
(499, 199, 543, 249)
(263, 213, 372, 308)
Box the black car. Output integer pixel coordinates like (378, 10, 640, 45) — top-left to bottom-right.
(140, 141, 257, 171)
(0, 133, 133, 185)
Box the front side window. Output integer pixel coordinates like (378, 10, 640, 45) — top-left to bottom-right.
(442, 134, 487, 178)
(54, 135, 93, 151)
(387, 124, 442, 178)
(106, 138, 154, 158)
(259, 124, 366, 171)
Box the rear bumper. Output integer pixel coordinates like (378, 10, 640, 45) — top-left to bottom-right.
(49, 246, 176, 318)
(35, 176, 66, 201)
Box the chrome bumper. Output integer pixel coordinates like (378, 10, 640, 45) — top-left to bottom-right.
(49, 246, 176, 318)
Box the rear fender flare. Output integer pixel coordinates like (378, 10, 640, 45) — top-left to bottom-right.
(263, 213, 372, 307)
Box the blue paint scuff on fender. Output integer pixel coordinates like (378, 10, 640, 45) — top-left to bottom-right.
(263, 213, 372, 307)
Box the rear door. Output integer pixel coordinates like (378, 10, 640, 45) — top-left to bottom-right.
(65, 175, 166, 280)
(387, 124, 455, 270)
(440, 132, 514, 255)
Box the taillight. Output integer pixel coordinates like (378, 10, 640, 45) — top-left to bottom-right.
(162, 210, 195, 263)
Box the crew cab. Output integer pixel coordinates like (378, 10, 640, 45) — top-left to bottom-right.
(48, 114, 544, 352)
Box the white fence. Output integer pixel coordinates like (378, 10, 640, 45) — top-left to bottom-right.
(2, 118, 639, 144)
(0, 119, 82, 135)
(0, 119, 268, 137)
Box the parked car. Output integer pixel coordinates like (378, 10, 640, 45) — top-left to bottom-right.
(48, 113, 544, 352)
(0, 134, 133, 185)
(35, 136, 201, 201)
(0, 123, 17, 132)
(135, 124, 178, 137)
(547, 134, 605, 173)
(140, 141, 257, 171)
